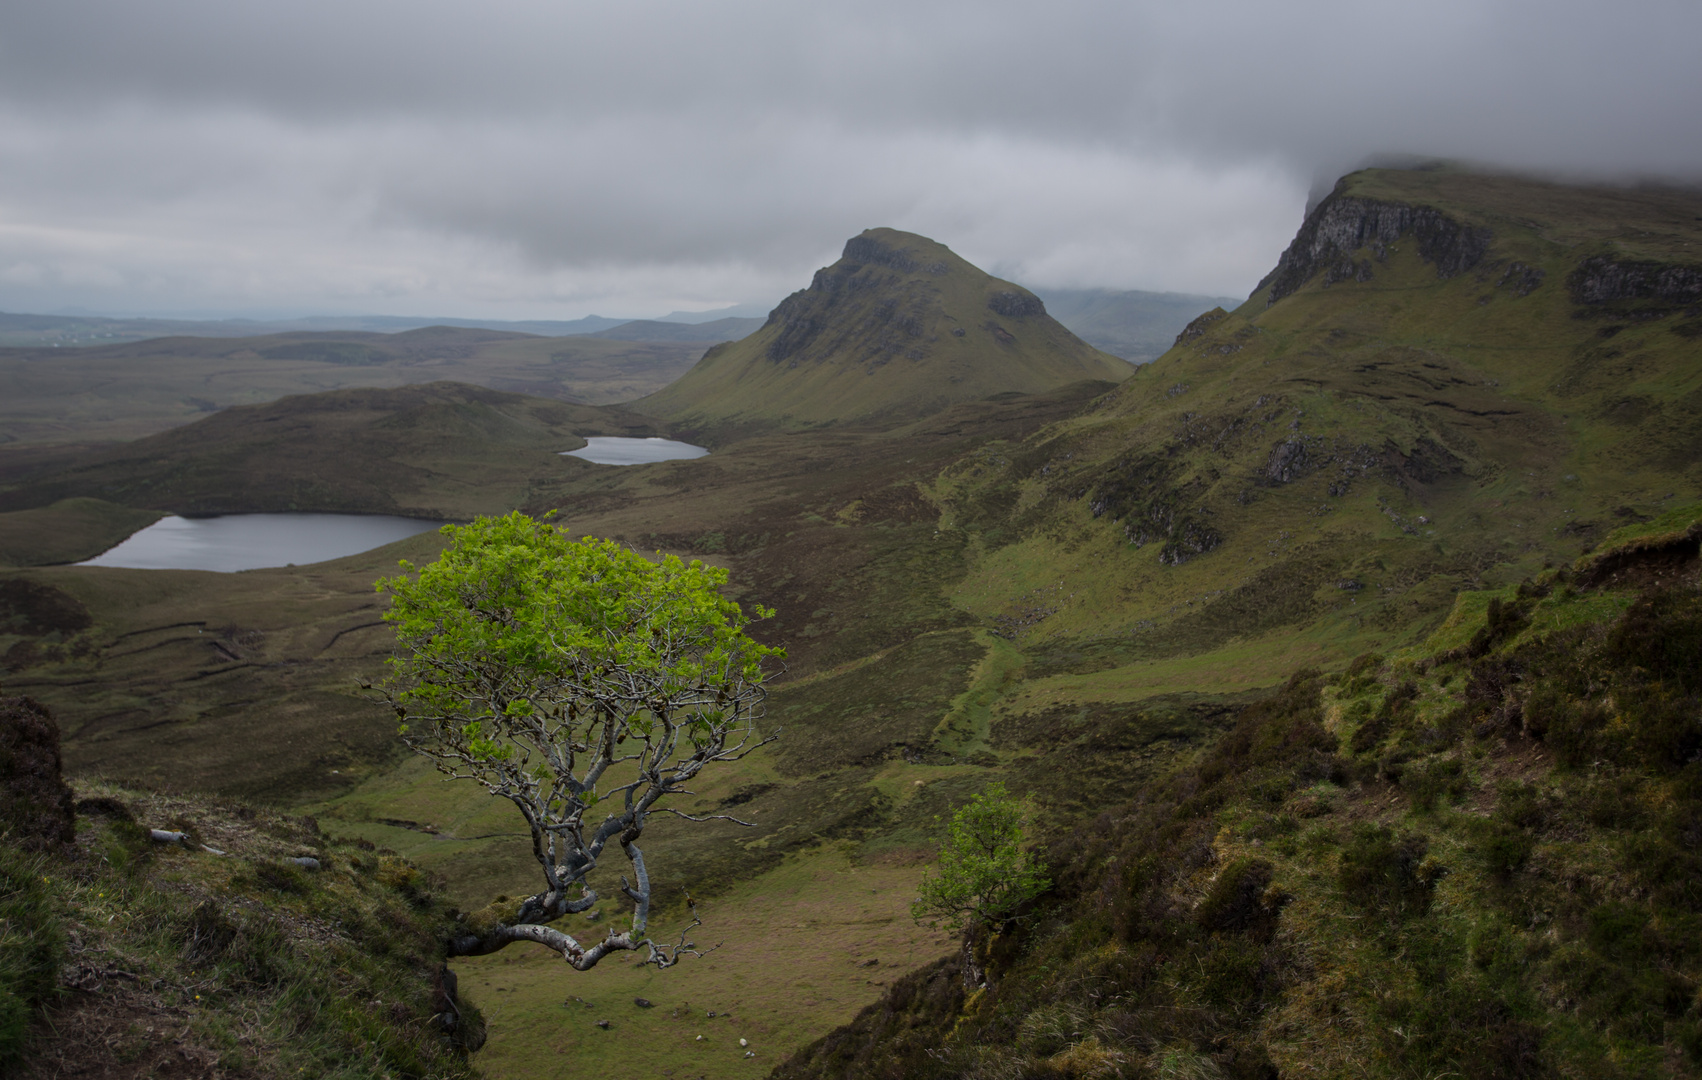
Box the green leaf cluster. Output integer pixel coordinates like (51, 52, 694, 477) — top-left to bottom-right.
(911, 782, 1048, 933)
(378, 512, 777, 699)
(375, 511, 780, 758)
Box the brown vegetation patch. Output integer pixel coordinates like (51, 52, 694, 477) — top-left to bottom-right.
(0, 694, 75, 850)
(0, 578, 92, 636)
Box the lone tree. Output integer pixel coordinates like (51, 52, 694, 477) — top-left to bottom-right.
(911, 782, 1048, 987)
(374, 512, 782, 972)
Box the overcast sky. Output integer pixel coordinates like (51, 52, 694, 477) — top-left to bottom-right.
(1, 0, 1698, 320)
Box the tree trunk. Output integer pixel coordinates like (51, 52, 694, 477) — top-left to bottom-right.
(961, 925, 990, 990)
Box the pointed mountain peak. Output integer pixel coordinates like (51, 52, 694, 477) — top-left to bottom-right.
(638, 228, 1130, 432)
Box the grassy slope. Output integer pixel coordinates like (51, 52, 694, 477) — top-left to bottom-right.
(0, 499, 165, 567)
(0, 382, 667, 521)
(637, 228, 1133, 432)
(0, 327, 707, 446)
(6, 779, 482, 1078)
(1, 531, 461, 803)
(775, 508, 1702, 1080)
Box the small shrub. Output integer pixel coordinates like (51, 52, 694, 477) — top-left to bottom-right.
(1466, 597, 1531, 657)
(1349, 681, 1417, 755)
(1495, 781, 1548, 831)
(181, 900, 239, 963)
(1017, 1002, 1087, 1058)
(1404, 757, 1469, 812)
(375, 855, 423, 894)
(1578, 774, 1650, 831)
(1196, 937, 1269, 1009)
(1585, 901, 1648, 961)
(1469, 923, 1520, 972)
(1468, 819, 1534, 879)
(1607, 588, 1702, 694)
(1195, 858, 1287, 940)
(1623, 683, 1702, 770)
(1543, 698, 1611, 768)
(1337, 823, 1442, 916)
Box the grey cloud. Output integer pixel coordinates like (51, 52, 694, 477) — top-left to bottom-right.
(0, 0, 1697, 317)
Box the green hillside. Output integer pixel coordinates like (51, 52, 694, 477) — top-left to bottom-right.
(761, 166, 1702, 1078)
(637, 228, 1133, 433)
(920, 166, 1702, 698)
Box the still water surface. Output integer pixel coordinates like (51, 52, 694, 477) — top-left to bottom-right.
(79, 513, 446, 572)
(561, 436, 709, 465)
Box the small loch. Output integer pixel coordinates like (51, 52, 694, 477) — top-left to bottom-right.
(561, 437, 709, 465)
(78, 513, 446, 572)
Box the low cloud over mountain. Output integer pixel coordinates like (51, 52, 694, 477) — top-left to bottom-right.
(0, 0, 1697, 318)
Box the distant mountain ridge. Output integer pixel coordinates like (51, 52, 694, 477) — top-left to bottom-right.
(0, 310, 767, 349)
(586, 317, 766, 343)
(1, 288, 1227, 363)
(637, 228, 1133, 432)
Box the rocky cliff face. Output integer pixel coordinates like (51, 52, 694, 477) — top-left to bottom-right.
(1567, 254, 1702, 306)
(1258, 185, 1493, 305)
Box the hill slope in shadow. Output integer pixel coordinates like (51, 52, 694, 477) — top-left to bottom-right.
(0, 381, 663, 522)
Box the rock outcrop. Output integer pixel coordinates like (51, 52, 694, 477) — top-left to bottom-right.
(1258, 185, 1492, 305)
(1567, 255, 1702, 306)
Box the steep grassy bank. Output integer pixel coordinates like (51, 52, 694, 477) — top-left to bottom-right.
(774, 507, 1702, 1079)
(1, 770, 483, 1077)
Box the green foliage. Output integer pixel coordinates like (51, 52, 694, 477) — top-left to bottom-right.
(379, 511, 780, 719)
(911, 782, 1048, 933)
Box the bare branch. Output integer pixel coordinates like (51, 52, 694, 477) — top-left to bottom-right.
(654, 808, 760, 827)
